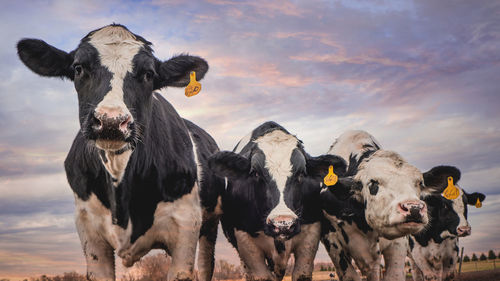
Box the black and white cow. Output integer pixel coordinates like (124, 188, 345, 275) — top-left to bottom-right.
(208, 121, 347, 281)
(16, 24, 225, 281)
(407, 166, 486, 281)
(320, 130, 429, 281)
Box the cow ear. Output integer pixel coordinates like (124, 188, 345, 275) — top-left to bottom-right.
(423, 165, 461, 193)
(463, 191, 486, 206)
(306, 154, 347, 179)
(154, 54, 208, 89)
(208, 151, 250, 179)
(17, 39, 74, 80)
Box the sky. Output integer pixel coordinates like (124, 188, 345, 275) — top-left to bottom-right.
(0, 0, 499, 279)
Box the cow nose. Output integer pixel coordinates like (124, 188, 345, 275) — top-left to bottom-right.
(94, 107, 132, 133)
(457, 226, 471, 237)
(398, 200, 426, 217)
(267, 215, 300, 238)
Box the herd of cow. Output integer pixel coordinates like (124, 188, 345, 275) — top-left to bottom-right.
(16, 24, 486, 281)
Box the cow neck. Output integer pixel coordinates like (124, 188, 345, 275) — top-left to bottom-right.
(98, 145, 134, 187)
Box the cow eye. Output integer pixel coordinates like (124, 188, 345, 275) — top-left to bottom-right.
(143, 70, 154, 82)
(74, 64, 83, 77)
(418, 180, 424, 189)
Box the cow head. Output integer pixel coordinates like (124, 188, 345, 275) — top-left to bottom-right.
(209, 128, 346, 240)
(324, 150, 428, 239)
(422, 165, 486, 238)
(17, 24, 208, 152)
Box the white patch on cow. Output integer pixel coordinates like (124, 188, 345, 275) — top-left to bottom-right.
(254, 130, 299, 221)
(74, 193, 132, 280)
(90, 26, 143, 121)
(99, 149, 132, 185)
(234, 131, 252, 154)
(409, 236, 459, 280)
(327, 130, 382, 167)
(188, 132, 203, 183)
(75, 184, 202, 279)
(379, 237, 408, 281)
(234, 223, 320, 280)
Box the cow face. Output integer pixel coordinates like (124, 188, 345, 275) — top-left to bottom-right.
(422, 166, 486, 238)
(17, 24, 208, 151)
(352, 151, 428, 239)
(209, 129, 346, 240)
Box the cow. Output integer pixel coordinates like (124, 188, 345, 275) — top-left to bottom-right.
(16, 24, 225, 281)
(406, 166, 486, 281)
(319, 130, 429, 281)
(208, 121, 347, 281)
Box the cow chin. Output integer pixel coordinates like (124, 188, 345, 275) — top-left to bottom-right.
(378, 221, 427, 239)
(95, 139, 129, 151)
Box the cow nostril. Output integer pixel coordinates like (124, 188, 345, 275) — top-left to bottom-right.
(119, 115, 131, 131)
(399, 203, 409, 212)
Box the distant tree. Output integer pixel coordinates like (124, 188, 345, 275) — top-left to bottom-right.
(488, 250, 496, 260)
(498, 252, 500, 259)
(472, 253, 478, 261)
(463, 255, 470, 262)
(480, 253, 487, 261)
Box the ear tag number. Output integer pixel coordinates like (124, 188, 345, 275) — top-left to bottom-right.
(324, 165, 338, 187)
(185, 71, 201, 97)
(475, 198, 482, 208)
(442, 176, 459, 200)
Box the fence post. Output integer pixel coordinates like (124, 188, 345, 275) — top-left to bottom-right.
(458, 247, 464, 276)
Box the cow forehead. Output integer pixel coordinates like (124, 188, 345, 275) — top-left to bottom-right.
(357, 153, 422, 185)
(89, 26, 145, 76)
(254, 130, 300, 176)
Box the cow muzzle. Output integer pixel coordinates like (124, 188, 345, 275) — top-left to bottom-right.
(89, 106, 133, 150)
(265, 215, 300, 240)
(398, 200, 427, 224)
(457, 226, 471, 237)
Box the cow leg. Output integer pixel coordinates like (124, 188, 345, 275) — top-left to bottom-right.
(380, 237, 407, 281)
(197, 199, 222, 281)
(235, 230, 274, 281)
(343, 229, 380, 281)
(291, 222, 320, 281)
(321, 233, 361, 281)
(75, 201, 115, 281)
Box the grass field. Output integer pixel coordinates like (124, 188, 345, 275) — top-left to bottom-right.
(459, 258, 500, 273)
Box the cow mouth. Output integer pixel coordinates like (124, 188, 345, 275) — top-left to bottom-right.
(95, 139, 129, 151)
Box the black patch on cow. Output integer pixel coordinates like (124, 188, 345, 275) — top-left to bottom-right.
(322, 237, 331, 252)
(377, 250, 380, 255)
(412, 194, 460, 247)
(266, 257, 275, 272)
(423, 166, 461, 193)
(346, 150, 376, 176)
(91, 254, 98, 261)
(339, 250, 349, 271)
(99, 150, 108, 163)
(369, 180, 379, 195)
(340, 227, 349, 245)
(408, 236, 415, 250)
(332, 242, 338, 249)
(274, 239, 285, 254)
(454, 245, 459, 252)
(450, 258, 454, 266)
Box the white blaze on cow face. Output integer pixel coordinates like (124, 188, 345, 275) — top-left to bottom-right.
(356, 151, 428, 238)
(89, 26, 142, 147)
(254, 130, 299, 223)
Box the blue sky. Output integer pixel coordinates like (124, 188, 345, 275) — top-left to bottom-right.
(0, 0, 499, 279)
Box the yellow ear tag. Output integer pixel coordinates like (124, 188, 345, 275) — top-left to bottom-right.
(324, 165, 338, 187)
(442, 176, 460, 200)
(475, 198, 482, 208)
(185, 71, 201, 97)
